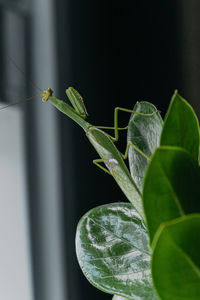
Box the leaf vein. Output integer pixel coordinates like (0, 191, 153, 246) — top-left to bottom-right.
(87, 217, 150, 255)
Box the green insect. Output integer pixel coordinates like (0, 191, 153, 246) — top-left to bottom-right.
(1, 54, 158, 221)
(42, 87, 157, 220)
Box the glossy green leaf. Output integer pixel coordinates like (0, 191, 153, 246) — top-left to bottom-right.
(143, 146, 200, 244)
(160, 91, 200, 161)
(127, 101, 163, 191)
(152, 214, 200, 300)
(76, 203, 158, 300)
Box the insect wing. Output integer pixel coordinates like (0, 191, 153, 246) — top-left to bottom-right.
(86, 127, 144, 220)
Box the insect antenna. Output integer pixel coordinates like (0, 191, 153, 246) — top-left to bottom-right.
(0, 94, 41, 111)
(7, 55, 43, 92)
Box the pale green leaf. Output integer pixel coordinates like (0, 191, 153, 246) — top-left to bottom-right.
(76, 203, 158, 299)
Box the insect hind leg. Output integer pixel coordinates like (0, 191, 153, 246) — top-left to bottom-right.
(93, 159, 112, 175)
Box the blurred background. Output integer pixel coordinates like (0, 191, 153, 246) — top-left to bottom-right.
(0, 0, 200, 299)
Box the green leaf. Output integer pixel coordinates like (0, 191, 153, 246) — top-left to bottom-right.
(143, 146, 200, 244)
(160, 91, 200, 161)
(127, 101, 163, 191)
(152, 214, 200, 300)
(76, 203, 158, 300)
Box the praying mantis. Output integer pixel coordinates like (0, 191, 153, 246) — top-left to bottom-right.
(39, 87, 158, 221)
(0, 56, 158, 221)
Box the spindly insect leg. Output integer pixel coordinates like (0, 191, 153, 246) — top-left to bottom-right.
(96, 106, 159, 142)
(93, 159, 112, 175)
(122, 142, 150, 161)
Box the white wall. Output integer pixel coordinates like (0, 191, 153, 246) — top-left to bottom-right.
(0, 107, 33, 300)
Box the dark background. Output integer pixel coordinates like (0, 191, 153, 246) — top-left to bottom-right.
(57, 2, 198, 298)
(1, 1, 200, 300)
